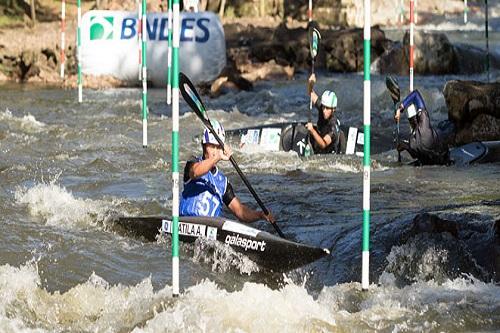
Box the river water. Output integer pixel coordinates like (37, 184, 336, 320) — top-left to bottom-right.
(1, 22, 500, 333)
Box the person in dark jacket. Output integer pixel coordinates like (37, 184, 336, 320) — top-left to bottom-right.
(394, 90, 450, 165)
(306, 73, 346, 154)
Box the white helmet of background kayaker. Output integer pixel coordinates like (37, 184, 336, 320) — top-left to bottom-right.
(202, 119, 225, 146)
(321, 90, 337, 109)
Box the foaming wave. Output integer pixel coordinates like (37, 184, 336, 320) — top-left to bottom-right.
(136, 280, 336, 332)
(0, 262, 169, 333)
(192, 238, 260, 275)
(15, 182, 116, 229)
(1, 262, 498, 332)
(318, 276, 500, 332)
(0, 109, 45, 134)
(382, 233, 489, 285)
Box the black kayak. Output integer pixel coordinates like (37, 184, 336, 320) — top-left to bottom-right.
(221, 122, 365, 157)
(115, 216, 330, 271)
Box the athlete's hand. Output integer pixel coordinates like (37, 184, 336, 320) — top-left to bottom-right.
(394, 108, 401, 122)
(305, 122, 314, 131)
(307, 74, 316, 94)
(220, 144, 233, 161)
(262, 211, 276, 224)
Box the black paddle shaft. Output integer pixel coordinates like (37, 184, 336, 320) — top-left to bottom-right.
(307, 22, 321, 123)
(386, 76, 402, 163)
(179, 72, 286, 239)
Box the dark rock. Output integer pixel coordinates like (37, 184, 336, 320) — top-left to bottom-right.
(410, 213, 459, 238)
(454, 43, 500, 74)
(403, 31, 458, 74)
(20, 51, 40, 81)
(443, 80, 500, 144)
(324, 27, 390, 72)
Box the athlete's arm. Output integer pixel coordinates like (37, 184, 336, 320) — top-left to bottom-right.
(305, 124, 332, 149)
(188, 156, 219, 180)
(308, 74, 319, 105)
(228, 198, 269, 223)
(400, 90, 426, 111)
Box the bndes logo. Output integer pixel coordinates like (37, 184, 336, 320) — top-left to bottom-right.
(90, 16, 114, 40)
(225, 234, 266, 252)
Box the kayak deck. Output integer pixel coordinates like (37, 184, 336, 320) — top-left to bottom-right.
(115, 216, 330, 271)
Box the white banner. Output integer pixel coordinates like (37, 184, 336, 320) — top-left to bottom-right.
(80, 10, 226, 86)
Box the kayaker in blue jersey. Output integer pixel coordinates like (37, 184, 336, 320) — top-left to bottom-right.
(180, 120, 275, 224)
(306, 73, 346, 154)
(394, 89, 450, 165)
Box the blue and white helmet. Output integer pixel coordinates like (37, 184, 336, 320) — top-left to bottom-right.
(321, 90, 338, 108)
(202, 120, 225, 145)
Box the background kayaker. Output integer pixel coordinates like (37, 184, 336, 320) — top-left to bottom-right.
(394, 89, 450, 165)
(306, 73, 346, 154)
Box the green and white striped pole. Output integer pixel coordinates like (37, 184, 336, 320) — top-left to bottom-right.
(171, 0, 180, 297)
(362, 0, 371, 291)
(141, 0, 148, 147)
(167, 0, 173, 104)
(77, 0, 82, 103)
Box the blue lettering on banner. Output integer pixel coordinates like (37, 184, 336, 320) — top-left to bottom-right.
(159, 18, 168, 40)
(196, 18, 209, 43)
(146, 17, 159, 40)
(121, 17, 136, 39)
(119, 17, 210, 42)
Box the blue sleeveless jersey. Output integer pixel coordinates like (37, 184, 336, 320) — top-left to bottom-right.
(179, 157, 228, 217)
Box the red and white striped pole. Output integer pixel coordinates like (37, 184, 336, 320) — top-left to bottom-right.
(414, 0, 418, 24)
(308, 0, 312, 22)
(409, 0, 415, 92)
(60, 0, 65, 79)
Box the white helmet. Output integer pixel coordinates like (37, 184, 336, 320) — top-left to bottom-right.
(202, 119, 225, 145)
(321, 90, 337, 108)
(407, 104, 417, 119)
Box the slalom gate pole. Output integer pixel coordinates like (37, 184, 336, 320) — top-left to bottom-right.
(137, 0, 142, 81)
(409, 0, 414, 92)
(485, 0, 490, 82)
(362, 0, 371, 291)
(167, 0, 173, 104)
(464, 0, 468, 24)
(60, 0, 65, 79)
(171, 0, 180, 297)
(308, 0, 312, 21)
(142, 0, 148, 147)
(414, 0, 418, 24)
(399, 0, 404, 25)
(77, 0, 82, 103)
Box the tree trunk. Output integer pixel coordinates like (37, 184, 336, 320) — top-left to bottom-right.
(30, 0, 36, 26)
(96, 0, 100, 9)
(219, 0, 226, 18)
(199, 0, 208, 11)
(260, 0, 265, 17)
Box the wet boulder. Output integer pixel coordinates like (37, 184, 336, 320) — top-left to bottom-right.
(443, 80, 500, 144)
(323, 27, 390, 72)
(376, 31, 458, 75)
(410, 213, 459, 238)
(454, 43, 500, 74)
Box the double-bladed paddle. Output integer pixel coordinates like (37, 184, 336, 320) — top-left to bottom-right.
(386, 75, 402, 163)
(179, 72, 286, 239)
(307, 21, 321, 123)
